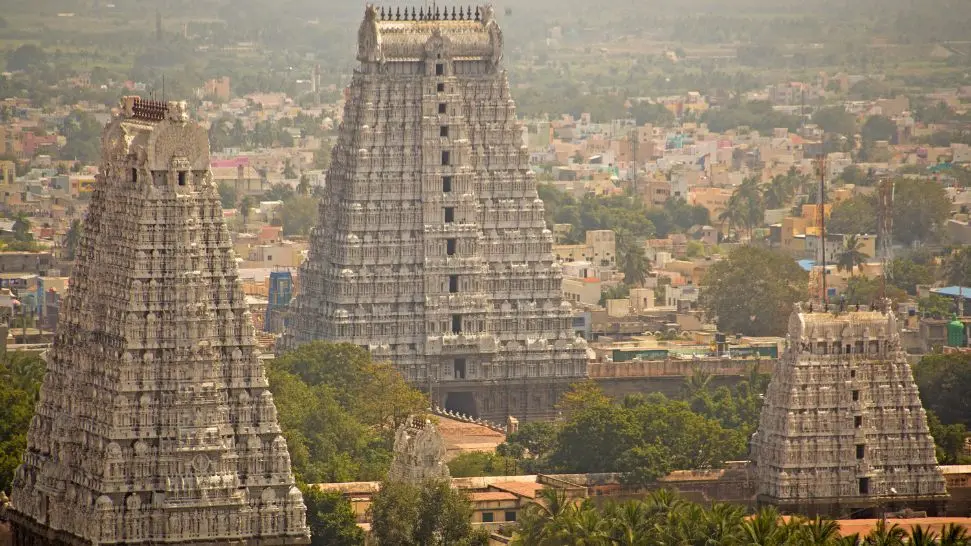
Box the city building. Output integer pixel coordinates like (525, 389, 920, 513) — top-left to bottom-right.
(752, 302, 947, 517)
(284, 6, 588, 421)
(5, 97, 309, 544)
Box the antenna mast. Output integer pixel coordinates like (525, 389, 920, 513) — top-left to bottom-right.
(817, 154, 828, 305)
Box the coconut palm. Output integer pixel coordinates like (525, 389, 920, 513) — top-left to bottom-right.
(718, 194, 747, 240)
(836, 234, 870, 274)
(940, 522, 971, 546)
(12, 212, 32, 242)
(238, 195, 255, 228)
(908, 524, 939, 546)
(863, 519, 907, 546)
(763, 174, 794, 209)
(800, 516, 842, 545)
(620, 243, 650, 287)
(511, 487, 572, 546)
(740, 506, 789, 546)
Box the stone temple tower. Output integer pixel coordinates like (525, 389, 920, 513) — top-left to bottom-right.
(751, 302, 947, 517)
(5, 97, 309, 545)
(284, 5, 588, 421)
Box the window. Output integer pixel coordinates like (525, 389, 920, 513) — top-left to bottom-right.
(440, 125, 449, 137)
(449, 275, 459, 293)
(852, 390, 860, 402)
(855, 416, 863, 428)
(266, 255, 272, 261)
(436, 63, 444, 75)
(441, 151, 450, 165)
(446, 238, 456, 256)
(445, 207, 455, 223)
(859, 478, 870, 495)
(131, 168, 138, 183)
(856, 444, 865, 459)
(481, 512, 494, 523)
(454, 358, 466, 379)
(437, 82, 445, 92)
(178, 171, 187, 186)
(505, 511, 517, 522)
(850, 369, 857, 379)
(438, 103, 447, 114)
(442, 175, 453, 192)
(451, 315, 462, 334)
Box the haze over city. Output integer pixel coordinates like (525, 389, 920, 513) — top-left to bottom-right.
(2, 0, 971, 544)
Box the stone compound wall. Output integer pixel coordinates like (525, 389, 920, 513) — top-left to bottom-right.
(284, 5, 587, 421)
(6, 98, 308, 544)
(752, 303, 946, 514)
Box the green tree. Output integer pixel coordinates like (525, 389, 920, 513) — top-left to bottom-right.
(919, 294, 953, 319)
(447, 451, 519, 478)
(369, 480, 489, 546)
(861, 115, 897, 144)
(887, 257, 933, 295)
(926, 410, 969, 465)
(60, 110, 103, 164)
(238, 195, 255, 227)
(827, 195, 877, 236)
(913, 353, 971, 428)
(11, 212, 32, 243)
(946, 247, 971, 287)
(6, 45, 46, 72)
(303, 486, 366, 546)
(0, 352, 46, 492)
(813, 106, 857, 138)
(280, 195, 319, 237)
(836, 234, 869, 274)
(699, 246, 807, 336)
(892, 178, 951, 246)
(619, 241, 649, 287)
(217, 182, 238, 209)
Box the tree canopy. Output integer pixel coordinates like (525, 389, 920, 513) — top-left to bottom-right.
(267, 342, 427, 483)
(369, 480, 490, 546)
(699, 246, 807, 336)
(0, 351, 45, 492)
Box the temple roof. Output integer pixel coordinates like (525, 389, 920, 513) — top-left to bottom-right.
(357, 4, 502, 63)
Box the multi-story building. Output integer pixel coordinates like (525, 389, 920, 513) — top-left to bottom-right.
(6, 97, 309, 544)
(284, 6, 588, 421)
(752, 302, 946, 517)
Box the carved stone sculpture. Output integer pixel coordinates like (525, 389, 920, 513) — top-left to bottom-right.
(388, 416, 450, 483)
(283, 4, 588, 421)
(6, 97, 310, 545)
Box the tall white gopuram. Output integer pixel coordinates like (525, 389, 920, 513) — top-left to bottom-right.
(284, 5, 588, 421)
(6, 97, 309, 545)
(751, 302, 947, 517)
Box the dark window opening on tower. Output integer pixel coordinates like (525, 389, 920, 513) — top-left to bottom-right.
(454, 358, 466, 379)
(859, 478, 869, 495)
(442, 151, 450, 165)
(437, 83, 445, 92)
(445, 207, 454, 223)
(856, 444, 865, 459)
(178, 171, 187, 186)
(446, 238, 457, 256)
(436, 63, 444, 76)
(451, 314, 462, 333)
(449, 275, 459, 293)
(855, 416, 863, 428)
(439, 103, 447, 114)
(441, 125, 449, 137)
(442, 176, 453, 192)
(852, 390, 860, 401)
(131, 168, 138, 183)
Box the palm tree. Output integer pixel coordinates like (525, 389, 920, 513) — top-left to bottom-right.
(682, 367, 713, 399)
(297, 174, 311, 196)
(763, 175, 793, 209)
(620, 243, 649, 287)
(740, 506, 790, 546)
(718, 195, 747, 240)
(836, 234, 869, 274)
(908, 524, 938, 546)
(863, 519, 907, 546)
(511, 487, 571, 546)
(940, 523, 971, 546)
(238, 196, 255, 228)
(800, 516, 841, 545)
